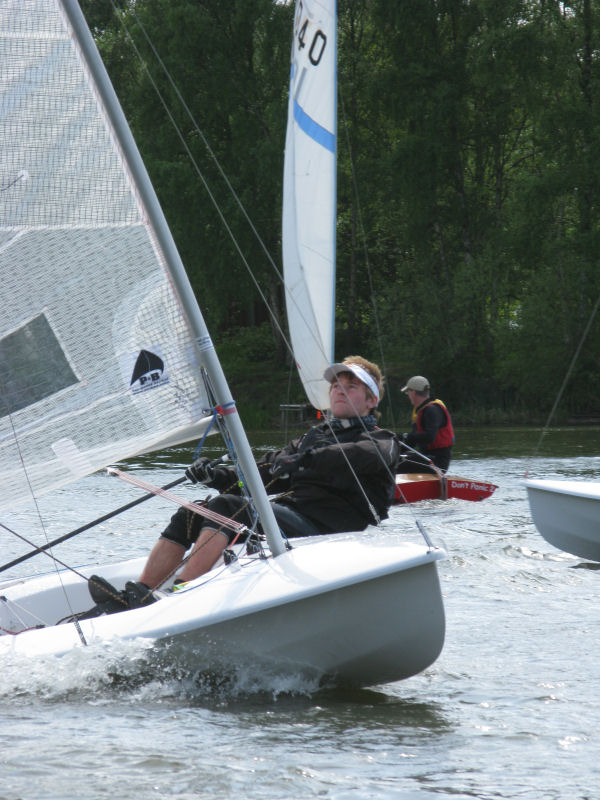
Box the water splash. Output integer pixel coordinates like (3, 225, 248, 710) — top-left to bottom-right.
(0, 634, 327, 706)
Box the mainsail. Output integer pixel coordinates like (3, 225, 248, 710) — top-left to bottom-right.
(282, 0, 337, 411)
(0, 2, 213, 509)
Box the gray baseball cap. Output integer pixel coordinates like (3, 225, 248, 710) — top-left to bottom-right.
(401, 375, 430, 393)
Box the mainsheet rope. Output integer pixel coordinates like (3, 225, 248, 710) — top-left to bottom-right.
(107, 469, 248, 537)
(0, 386, 87, 643)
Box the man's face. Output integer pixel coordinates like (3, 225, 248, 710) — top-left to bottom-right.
(329, 372, 376, 418)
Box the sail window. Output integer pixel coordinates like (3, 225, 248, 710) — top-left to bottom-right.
(0, 314, 77, 417)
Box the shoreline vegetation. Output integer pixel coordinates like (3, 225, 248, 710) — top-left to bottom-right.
(223, 348, 598, 431)
(86, 2, 600, 428)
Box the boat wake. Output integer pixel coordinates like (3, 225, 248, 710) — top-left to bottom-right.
(0, 636, 325, 705)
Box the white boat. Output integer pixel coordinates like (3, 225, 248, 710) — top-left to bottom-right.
(524, 479, 600, 562)
(0, 538, 445, 685)
(0, 0, 446, 687)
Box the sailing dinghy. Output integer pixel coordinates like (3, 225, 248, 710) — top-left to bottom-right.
(524, 479, 600, 562)
(281, 0, 496, 507)
(0, 0, 446, 687)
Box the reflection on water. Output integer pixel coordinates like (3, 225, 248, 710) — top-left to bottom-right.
(450, 425, 600, 460)
(571, 561, 600, 571)
(365, 424, 600, 462)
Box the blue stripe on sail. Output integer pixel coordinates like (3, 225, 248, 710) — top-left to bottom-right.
(294, 100, 335, 153)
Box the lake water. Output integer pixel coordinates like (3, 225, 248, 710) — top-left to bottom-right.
(1, 427, 599, 800)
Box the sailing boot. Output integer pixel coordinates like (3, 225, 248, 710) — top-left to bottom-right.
(124, 581, 158, 609)
(86, 574, 129, 615)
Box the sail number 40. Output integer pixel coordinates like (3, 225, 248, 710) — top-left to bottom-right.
(295, 14, 327, 66)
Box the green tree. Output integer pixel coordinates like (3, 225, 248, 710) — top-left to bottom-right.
(83, 0, 600, 422)
(498, 0, 600, 417)
(91, 0, 292, 348)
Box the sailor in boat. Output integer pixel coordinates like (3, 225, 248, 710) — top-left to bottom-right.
(397, 376, 455, 475)
(90, 356, 400, 612)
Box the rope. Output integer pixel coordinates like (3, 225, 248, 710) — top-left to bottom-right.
(338, 88, 395, 428)
(0, 521, 110, 640)
(0, 386, 85, 636)
(531, 291, 600, 460)
(107, 468, 249, 537)
(108, 2, 306, 365)
(142, 481, 278, 593)
(104, 3, 419, 535)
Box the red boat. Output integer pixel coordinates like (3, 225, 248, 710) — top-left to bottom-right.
(394, 473, 497, 505)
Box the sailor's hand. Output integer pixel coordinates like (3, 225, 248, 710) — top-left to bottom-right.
(270, 452, 307, 478)
(185, 457, 214, 484)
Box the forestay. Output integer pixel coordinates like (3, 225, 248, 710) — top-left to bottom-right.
(0, 1, 214, 510)
(282, 0, 337, 411)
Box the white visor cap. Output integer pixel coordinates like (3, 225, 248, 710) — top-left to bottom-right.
(323, 362, 380, 404)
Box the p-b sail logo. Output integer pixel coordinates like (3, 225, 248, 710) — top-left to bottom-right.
(128, 347, 170, 394)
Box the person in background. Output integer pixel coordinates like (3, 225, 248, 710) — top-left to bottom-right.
(397, 375, 454, 475)
(88, 356, 399, 613)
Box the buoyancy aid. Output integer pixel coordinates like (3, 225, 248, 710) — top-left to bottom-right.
(413, 398, 455, 450)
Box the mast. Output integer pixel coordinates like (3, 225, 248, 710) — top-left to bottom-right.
(60, 0, 286, 556)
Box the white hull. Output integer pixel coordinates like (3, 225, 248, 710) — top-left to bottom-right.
(524, 479, 600, 561)
(0, 538, 446, 687)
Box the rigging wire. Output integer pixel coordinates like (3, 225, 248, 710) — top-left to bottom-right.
(108, 1, 333, 375)
(0, 392, 87, 644)
(103, 5, 399, 513)
(107, 0, 371, 383)
(338, 87, 396, 430)
(107, 1, 432, 529)
(530, 290, 600, 462)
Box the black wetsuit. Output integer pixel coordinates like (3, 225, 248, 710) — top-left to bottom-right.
(162, 416, 399, 547)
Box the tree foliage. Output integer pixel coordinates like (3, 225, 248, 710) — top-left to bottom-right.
(84, 0, 600, 423)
